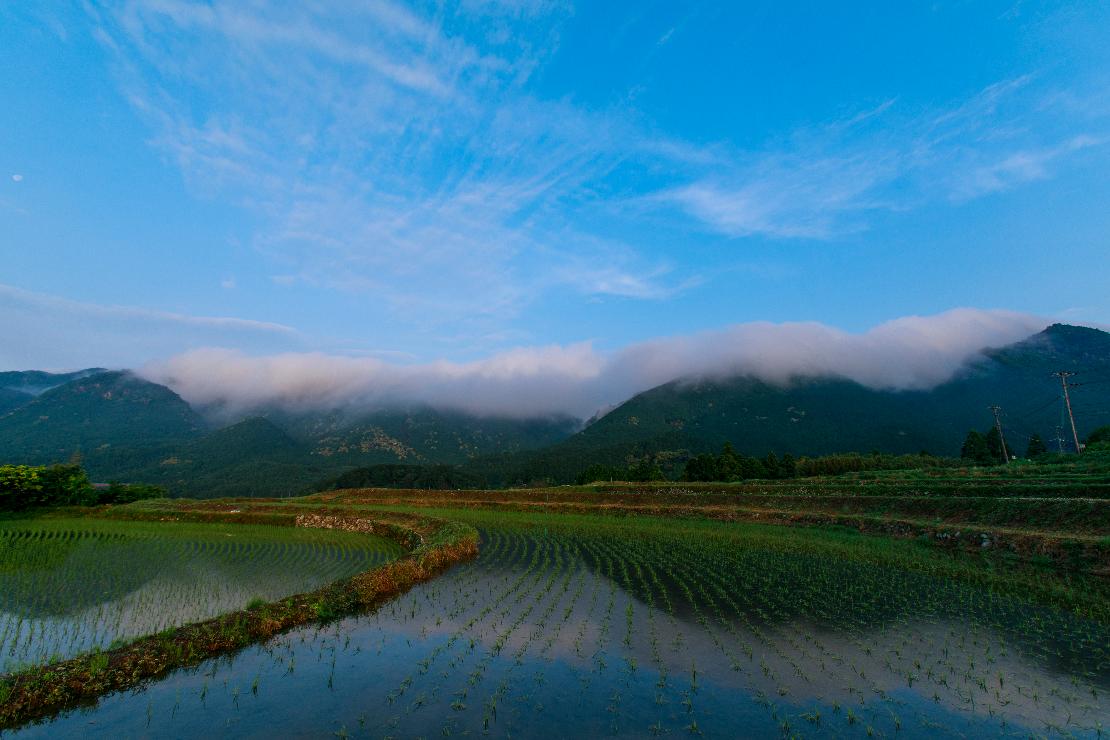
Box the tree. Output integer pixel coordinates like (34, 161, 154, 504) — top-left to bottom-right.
(1025, 434, 1047, 458)
(0, 463, 92, 510)
(985, 427, 1008, 464)
(960, 430, 991, 465)
(762, 452, 780, 479)
(628, 458, 664, 482)
(0, 465, 42, 510)
(738, 455, 767, 480)
(1086, 425, 1110, 451)
(778, 453, 797, 479)
(682, 454, 718, 482)
(101, 482, 167, 504)
(575, 464, 623, 485)
(717, 442, 741, 480)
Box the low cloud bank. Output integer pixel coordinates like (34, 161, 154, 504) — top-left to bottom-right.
(141, 308, 1048, 420)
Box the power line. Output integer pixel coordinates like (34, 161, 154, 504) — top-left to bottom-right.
(1001, 420, 1042, 443)
(1009, 395, 1062, 421)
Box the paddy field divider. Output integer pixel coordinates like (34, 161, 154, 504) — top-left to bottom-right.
(0, 502, 479, 729)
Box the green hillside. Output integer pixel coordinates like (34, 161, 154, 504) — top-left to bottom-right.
(0, 388, 32, 416)
(3, 324, 1107, 493)
(121, 417, 326, 498)
(0, 368, 105, 416)
(267, 407, 578, 466)
(0, 371, 207, 479)
(0, 369, 105, 397)
(488, 324, 1110, 482)
(110, 409, 577, 497)
(0, 368, 578, 495)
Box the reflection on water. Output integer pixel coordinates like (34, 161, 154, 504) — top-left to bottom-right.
(0, 520, 401, 671)
(9, 524, 1109, 738)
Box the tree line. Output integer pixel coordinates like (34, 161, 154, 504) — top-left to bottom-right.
(0, 464, 165, 511)
(317, 463, 483, 491)
(960, 424, 1110, 463)
(574, 444, 959, 484)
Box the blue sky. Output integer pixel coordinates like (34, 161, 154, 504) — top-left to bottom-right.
(2, 2, 1109, 393)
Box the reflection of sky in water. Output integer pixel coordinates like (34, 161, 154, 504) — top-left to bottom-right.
(10, 527, 1108, 738)
(0, 524, 401, 672)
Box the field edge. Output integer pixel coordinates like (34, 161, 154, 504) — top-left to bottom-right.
(0, 503, 479, 730)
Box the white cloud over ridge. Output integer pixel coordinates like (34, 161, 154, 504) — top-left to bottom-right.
(141, 308, 1047, 419)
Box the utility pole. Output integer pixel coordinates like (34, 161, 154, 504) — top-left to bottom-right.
(988, 405, 1010, 463)
(1052, 371, 1082, 454)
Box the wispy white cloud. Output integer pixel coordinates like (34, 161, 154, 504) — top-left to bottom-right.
(659, 77, 1108, 239)
(948, 135, 1102, 201)
(91, 0, 680, 333)
(660, 149, 893, 239)
(0, 284, 300, 370)
(143, 308, 1048, 419)
(83, 1, 1107, 345)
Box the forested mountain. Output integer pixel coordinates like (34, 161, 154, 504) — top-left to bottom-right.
(264, 407, 579, 466)
(0, 368, 105, 397)
(0, 388, 33, 416)
(0, 372, 577, 495)
(0, 368, 105, 415)
(2, 324, 1108, 493)
(479, 324, 1110, 483)
(122, 417, 328, 498)
(0, 371, 207, 480)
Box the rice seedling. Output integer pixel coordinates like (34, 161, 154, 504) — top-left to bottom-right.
(0, 518, 403, 672)
(2, 492, 1106, 737)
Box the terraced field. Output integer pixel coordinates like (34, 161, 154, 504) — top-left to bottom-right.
(0, 518, 403, 672)
(5, 496, 1107, 738)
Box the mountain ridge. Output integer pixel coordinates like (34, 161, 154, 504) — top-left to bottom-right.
(479, 323, 1110, 482)
(2, 323, 1108, 491)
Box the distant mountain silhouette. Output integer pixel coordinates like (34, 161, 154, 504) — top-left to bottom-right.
(0, 368, 106, 397)
(2, 324, 1108, 492)
(0, 372, 577, 494)
(0, 371, 205, 476)
(489, 324, 1110, 482)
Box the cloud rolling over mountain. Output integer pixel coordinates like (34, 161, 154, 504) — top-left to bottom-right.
(141, 308, 1047, 419)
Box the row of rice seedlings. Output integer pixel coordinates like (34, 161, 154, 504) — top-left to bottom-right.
(459, 516, 1106, 736)
(666, 523, 1101, 736)
(0, 519, 401, 672)
(473, 537, 579, 732)
(681, 544, 904, 733)
(21, 507, 1105, 738)
(666, 532, 1056, 736)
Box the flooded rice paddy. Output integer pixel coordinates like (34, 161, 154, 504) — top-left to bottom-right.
(0, 519, 402, 672)
(4, 513, 1108, 738)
